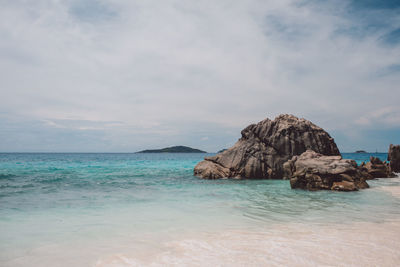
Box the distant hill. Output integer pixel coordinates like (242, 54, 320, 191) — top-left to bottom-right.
(355, 150, 367, 153)
(137, 146, 207, 153)
(218, 149, 227, 153)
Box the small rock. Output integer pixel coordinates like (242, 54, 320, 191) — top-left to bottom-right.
(331, 181, 358, 191)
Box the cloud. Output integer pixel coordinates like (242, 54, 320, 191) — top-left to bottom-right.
(355, 106, 400, 127)
(0, 0, 399, 152)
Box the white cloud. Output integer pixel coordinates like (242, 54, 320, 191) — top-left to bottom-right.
(355, 117, 370, 126)
(0, 0, 399, 151)
(355, 106, 400, 127)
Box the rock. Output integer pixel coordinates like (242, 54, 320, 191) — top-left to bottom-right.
(331, 181, 357, 192)
(388, 144, 400, 173)
(193, 160, 230, 179)
(194, 114, 340, 179)
(361, 156, 396, 178)
(286, 150, 369, 191)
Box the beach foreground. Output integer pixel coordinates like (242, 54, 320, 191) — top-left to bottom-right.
(97, 218, 400, 267)
(1, 153, 399, 266)
(5, 201, 400, 267)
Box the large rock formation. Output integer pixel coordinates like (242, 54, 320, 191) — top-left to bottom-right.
(284, 150, 369, 191)
(388, 144, 400, 173)
(194, 114, 340, 179)
(359, 156, 396, 178)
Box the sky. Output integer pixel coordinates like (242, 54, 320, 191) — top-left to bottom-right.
(0, 0, 399, 153)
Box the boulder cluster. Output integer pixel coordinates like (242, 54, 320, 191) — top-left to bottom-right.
(359, 157, 396, 179)
(283, 150, 369, 191)
(194, 114, 399, 192)
(284, 154, 396, 191)
(194, 114, 340, 179)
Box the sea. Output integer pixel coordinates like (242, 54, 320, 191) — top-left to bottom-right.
(1, 152, 399, 267)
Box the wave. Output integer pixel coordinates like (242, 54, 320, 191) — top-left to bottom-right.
(0, 173, 17, 179)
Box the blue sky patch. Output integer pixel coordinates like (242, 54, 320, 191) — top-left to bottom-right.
(69, 0, 117, 22)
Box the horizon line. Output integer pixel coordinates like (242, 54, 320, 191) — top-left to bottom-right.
(0, 151, 388, 154)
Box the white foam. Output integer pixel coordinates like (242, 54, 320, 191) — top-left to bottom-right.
(375, 176, 400, 198)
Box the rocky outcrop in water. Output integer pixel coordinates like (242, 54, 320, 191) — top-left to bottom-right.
(359, 156, 396, 178)
(194, 114, 340, 179)
(388, 144, 400, 173)
(284, 150, 369, 191)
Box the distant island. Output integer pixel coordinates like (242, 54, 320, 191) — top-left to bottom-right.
(218, 149, 227, 153)
(137, 146, 207, 153)
(355, 150, 367, 153)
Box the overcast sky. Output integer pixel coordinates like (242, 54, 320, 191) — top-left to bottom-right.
(0, 0, 399, 152)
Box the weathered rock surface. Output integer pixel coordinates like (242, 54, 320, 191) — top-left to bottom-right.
(388, 144, 400, 173)
(194, 114, 340, 179)
(284, 150, 369, 191)
(359, 156, 396, 178)
(331, 181, 358, 191)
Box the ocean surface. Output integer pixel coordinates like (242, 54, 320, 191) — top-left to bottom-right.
(1, 152, 399, 266)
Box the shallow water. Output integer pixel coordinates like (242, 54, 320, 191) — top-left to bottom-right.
(0, 153, 399, 266)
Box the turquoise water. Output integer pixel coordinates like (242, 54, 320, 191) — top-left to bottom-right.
(0, 152, 399, 266)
